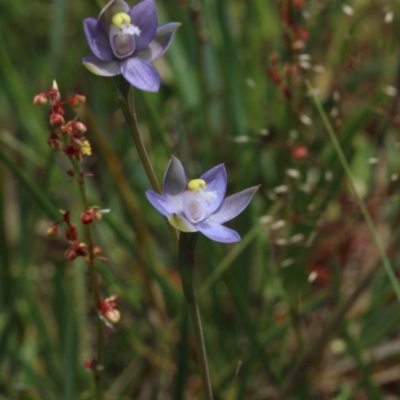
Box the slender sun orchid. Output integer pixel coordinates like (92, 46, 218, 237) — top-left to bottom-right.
(82, 0, 180, 92)
(146, 156, 260, 243)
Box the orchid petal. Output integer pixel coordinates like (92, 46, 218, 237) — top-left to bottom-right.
(136, 22, 181, 62)
(196, 221, 241, 243)
(82, 55, 121, 76)
(120, 57, 160, 91)
(163, 156, 187, 211)
(208, 186, 260, 224)
(83, 18, 114, 61)
(129, 0, 157, 50)
(168, 214, 198, 232)
(145, 191, 180, 217)
(199, 164, 227, 215)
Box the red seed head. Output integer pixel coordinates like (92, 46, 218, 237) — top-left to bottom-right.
(92, 209, 103, 221)
(267, 67, 282, 85)
(65, 248, 78, 261)
(81, 210, 93, 225)
(71, 121, 87, 135)
(76, 242, 87, 256)
(104, 309, 121, 324)
(292, 0, 305, 9)
(84, 360, 94, 370)
(33, 92, 48, 106)
(62, 121, 87, 136)
(93, 246, 102, 257)
(100, 295, 120, 324)
(66, 224, 78, 241)
(49, 112, 65, 127)
(63, 145, 81, 158)
(292, 145, 309, 159)
(47, 132, 63, 151)
(46, 224, 59, 239)
(69, 94, 86, 107)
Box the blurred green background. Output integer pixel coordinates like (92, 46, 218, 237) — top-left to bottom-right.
(1, 0, 400, 398)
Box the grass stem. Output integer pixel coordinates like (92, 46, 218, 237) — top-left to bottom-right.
(178, 232, 213, 400)
(306, 81, 400, 304)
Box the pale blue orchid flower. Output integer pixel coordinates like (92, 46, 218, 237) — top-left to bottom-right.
(146, 156, 259, 243)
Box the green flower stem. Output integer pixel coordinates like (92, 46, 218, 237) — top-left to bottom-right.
(178, 232, 213, 400)
(69, 157, 104, 400)
(307, 81, 400, 304)
(113, 80, 178, 248)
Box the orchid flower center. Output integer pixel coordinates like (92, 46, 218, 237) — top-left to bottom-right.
(187, 179, 206, 192)
(183, 179, 217, 224)
(109, 12, 141, 58)
(111, 13, 141, 36)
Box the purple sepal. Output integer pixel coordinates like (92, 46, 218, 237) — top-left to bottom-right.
(145, 190, 180, 217)
(163, 156, 187, 210)
(197, 221, 241, 243)
(200, 164, 227, 215)
(136, 23, 181, 62)
(82, 55, 121, 76)
(120, 57, 160, 91)
(210, 186, 260, 224)
(83, 18, 114, 61)
(129, 0, 157, 51)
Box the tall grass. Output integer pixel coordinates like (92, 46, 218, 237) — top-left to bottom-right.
(1, 0, 400, 398)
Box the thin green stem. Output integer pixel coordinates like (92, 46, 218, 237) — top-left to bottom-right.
(113, 80, 178, 248)
(113, 83, 162, 194)
(69, 157, 104, 399)
(178, 232, 213, 400)
(188, 301, 213, 398)
(306, 81, 400, 305)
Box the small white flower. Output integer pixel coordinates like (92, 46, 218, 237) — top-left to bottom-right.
(281, 258, 295, 268)
(290, 233, 304, 243)
(384, 11, 393, 24)
(300, 114, 312, 126)
(368, 157, 378, 165)
(271, 220, 286, 230)
(274, 185, 289, 194)
(259, 215, 273, 224)
(308, 271, 318, 283)
(342, 4, 354, 16)
(384, 86, 397, 97)
(286, 169, 300, 179)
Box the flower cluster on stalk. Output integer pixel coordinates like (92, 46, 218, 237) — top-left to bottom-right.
(100, 295, 121, 325)
(34, 82, 91, 161)
(46, 210, 87, 261)
(34, 83, 107, 262)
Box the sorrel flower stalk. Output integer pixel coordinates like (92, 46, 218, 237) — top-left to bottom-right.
(34, 82, 108, 400)
(146, 156, 259, 399)
(82, 0, 180, 92)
